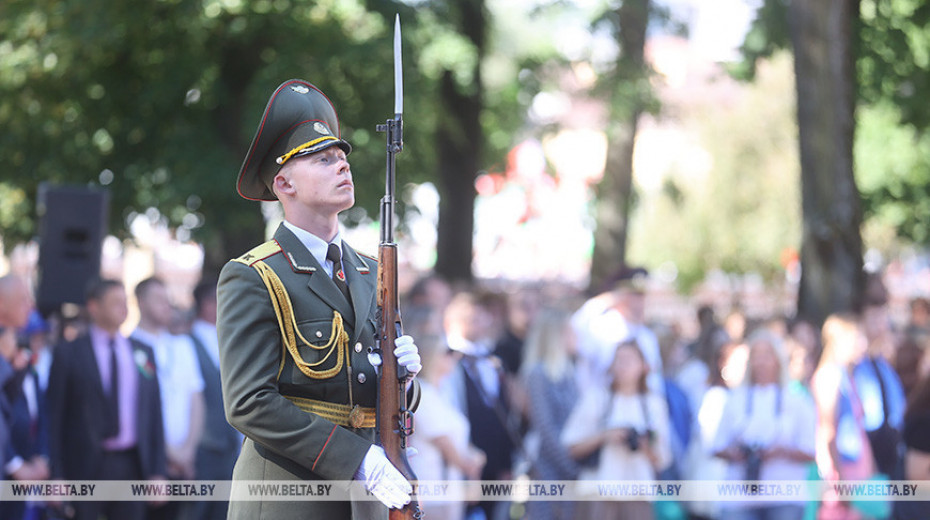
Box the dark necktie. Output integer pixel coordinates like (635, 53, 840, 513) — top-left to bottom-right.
(326, 242, 352, 303)
(106, 337, 120, 438)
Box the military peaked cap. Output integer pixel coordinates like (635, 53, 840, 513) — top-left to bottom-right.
(237, 79, 352, 201)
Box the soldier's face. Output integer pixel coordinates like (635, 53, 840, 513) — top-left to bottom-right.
(277, 147, 354, 215)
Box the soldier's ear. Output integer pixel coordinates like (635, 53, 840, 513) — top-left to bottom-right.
(273, 172, 294, 197)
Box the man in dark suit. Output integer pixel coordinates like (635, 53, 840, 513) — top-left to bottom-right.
(217, 79, 422, 519)
(189, 278, 239, 520)
(47, 279, 167, 520)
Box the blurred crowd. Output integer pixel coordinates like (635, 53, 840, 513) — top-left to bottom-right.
(0, 273, 236, 520)
(399, 268, 930, 520)
(2, 266, 930, 520)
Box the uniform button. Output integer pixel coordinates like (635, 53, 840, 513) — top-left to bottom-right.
(355, 342, 363, 353)
(357, 372, 367, 384)
(315, 330, 323, 338)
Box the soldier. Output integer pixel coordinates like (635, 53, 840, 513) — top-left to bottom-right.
(217, 79, 422, 519)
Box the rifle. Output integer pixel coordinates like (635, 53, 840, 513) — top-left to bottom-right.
(375, 14, 422, 520)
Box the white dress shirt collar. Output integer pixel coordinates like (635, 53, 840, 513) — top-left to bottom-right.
(282, 220, 343, 277)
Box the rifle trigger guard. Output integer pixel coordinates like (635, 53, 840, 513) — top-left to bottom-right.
(399, 408, 414, 437)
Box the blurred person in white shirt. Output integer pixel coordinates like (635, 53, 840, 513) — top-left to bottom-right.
(131, 277, 204, 520)
(713, 329, 815, 520)
(571, 267, 663, 395)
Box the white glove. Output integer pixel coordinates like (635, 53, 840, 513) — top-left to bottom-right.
(367, 335, 422, 378)
(354, 445, 412, 509)
(393, 335, 422, 376)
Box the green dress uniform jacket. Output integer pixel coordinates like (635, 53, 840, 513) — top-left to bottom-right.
(217, 224, 413, 520)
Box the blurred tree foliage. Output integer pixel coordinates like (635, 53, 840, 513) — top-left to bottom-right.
(856, 102, 930, 246)
(0, 0, 422, 271)
(515, 0, 680, 293)
(629, 53, 801, 292)
(0, 0, 537, 275)
(737, 0, 930, 250)
(406, 0, 566, 282)
(856, 0, 930, 246)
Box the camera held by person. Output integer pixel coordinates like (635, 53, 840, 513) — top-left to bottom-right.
(622, 428, 655, 452)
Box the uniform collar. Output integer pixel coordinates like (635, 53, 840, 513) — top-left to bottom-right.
(282, 219, 342, 274)
(272, 223, 377, 339)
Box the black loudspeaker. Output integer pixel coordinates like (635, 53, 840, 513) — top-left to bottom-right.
(36, 184, 110, 314)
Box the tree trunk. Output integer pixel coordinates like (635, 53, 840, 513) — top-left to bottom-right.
(789, 0, 864, 326)
(589, 0, 650, 293)
(590, 119, 639, 293)
(434, 0, 486, 284)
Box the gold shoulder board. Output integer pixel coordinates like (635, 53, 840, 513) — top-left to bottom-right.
(231, 240, 282, 266)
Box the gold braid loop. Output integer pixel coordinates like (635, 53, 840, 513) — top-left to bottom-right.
(253, 261, 347, 380)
